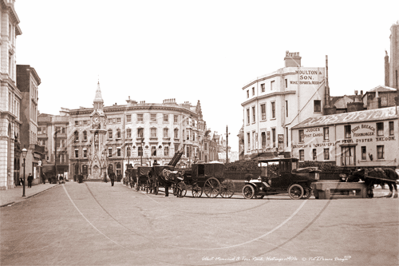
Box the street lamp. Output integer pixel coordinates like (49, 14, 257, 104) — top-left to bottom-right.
(21, 148, 27, 197)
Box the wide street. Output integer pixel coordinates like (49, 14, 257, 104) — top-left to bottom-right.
(1, 182, 398, 266)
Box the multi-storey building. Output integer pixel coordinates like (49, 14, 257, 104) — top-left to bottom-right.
(291, 106, 399, 170)
(65, 82, 207, 180)
(37, 110, 70, 178)
(241, 51, 326, 159)
(17, 65, 43, 184)
(0, 0, 22, 189)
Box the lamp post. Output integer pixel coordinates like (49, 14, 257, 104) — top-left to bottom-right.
(21, 148, 27, 197)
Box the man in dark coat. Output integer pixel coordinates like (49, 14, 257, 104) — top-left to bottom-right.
(27, 173, 33, 188)
(110, 172, 115, 186)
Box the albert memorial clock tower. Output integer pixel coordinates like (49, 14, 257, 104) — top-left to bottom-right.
(88, 81, 107, 179)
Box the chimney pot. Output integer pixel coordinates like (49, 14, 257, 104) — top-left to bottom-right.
(354, 90, 358, 95)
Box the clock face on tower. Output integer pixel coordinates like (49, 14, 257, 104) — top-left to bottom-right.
(94, 117, 99, 123)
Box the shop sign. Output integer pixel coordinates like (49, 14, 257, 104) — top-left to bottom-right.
(304, 127, 323, 138)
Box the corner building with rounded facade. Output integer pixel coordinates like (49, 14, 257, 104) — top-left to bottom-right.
(68, 82, 206, 180)
(241, 51, 326, 159)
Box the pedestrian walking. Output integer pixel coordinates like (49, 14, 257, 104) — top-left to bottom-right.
(27, 173, 33, 188)
(110, 173, 115, 186)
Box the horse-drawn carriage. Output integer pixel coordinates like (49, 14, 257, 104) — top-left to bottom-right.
(176, 162, 235, 198)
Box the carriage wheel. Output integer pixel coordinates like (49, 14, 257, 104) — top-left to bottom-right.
(242, 184, 255, 199)
(192, 183, 203, 198)
(220, 179, 235, 198)
(301, 187, 312, 199)
(203, 177, 221, 198)
(288, 184, 304, 200)
(177, 182, 187, 197)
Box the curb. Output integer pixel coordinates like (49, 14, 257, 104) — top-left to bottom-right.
(0, 184, 59, 208)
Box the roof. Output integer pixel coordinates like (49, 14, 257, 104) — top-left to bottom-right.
(292, 106, 399, 129)
(330, 95, 358, 109)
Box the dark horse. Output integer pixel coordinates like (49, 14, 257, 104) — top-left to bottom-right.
(347, 168, 398, 198)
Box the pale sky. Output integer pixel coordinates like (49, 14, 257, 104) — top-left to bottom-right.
(15, 0, 399, 152)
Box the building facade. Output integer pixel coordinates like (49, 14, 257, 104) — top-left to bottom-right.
(37, 110, 70, 178)
(65, 82, 207, 180)
(0, 0, 22, 189)
(17, 65, 43, 184)
(241, 51, 326, 159)
(291, 106, 399, 169)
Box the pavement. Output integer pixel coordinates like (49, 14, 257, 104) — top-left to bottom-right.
(0, 182, 58, 207)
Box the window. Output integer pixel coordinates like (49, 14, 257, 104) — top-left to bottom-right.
(163, 128, 169, 138)
(261, 104, 266, 120)
(164, 146, 169, 156)
(117, 148, 121, 157)
(252, 106, 256, 123)
(247, 132, 250, 150)
(83, 131, 87, 141)
(344, 125, 351, 139)
(285, 79, 288, 88)
(163, 114, 169, 122)
(116, 117, 121, 123)
(137, 128, 144, 138)
(126, 128, 131, 138)
(174, 115, 178, 123)
(389, 121, 394, 135)
(286, 101, 288, 117)
(323, 127, 329, 141)
(151, 146, 157, 156)
(299, 150, 304, 161)
(174, 128, 179, 139)
(74, 131, 79, 142)
(83, 149, 87, 158)
(270, 80, 275, 90)
(108, 118, 112, 124)
(186, 129, 190, 140)
(324, 148, 329, 160)
(246, 109, 250, 125)
(314, 100, 321, 112)
(117, 129, 121, 139)
(138, 146, 143, 156)
(361, 146, 366, 160)
(261, 132, 266, 149)
(126, 115, 131, 123)
(137, 114, 143, 122)
(75, 121, 79, 126)
(247, 90, 249, 98)
(108, 129, 113, 139)
(108, 147, 112, 157)
(272, 128, 276, 148)
(83, 120, 87, 125)
(75, 149, 79, 158)
(313, 149, 317, 160)
(174, 143, 180, 153)
(377, 122, 384, 136)
(151, 128, 157, 138)
(286, 128, 289, 147)
(377, 145, 384, 159)
(299, 130, 304, 142)
(151, 114, 157, 122)
(271, 102, 275, 119)
(261, 83, 265, 92)
(127, 147, 131, 157)
(252, 87, 255, 96)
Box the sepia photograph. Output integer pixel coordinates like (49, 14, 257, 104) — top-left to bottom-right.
(1, 0, 398, 265)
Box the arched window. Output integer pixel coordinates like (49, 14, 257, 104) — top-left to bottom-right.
(108, 129, 113, 139)
(126, 128, 131, 138)
(126, 146, 131, 157)
(117, 129, 121, 139)
(74, 131, 79, 142)
(83, 131, 87, 141)
(151, 146, 157, 156)
(138, 146, 143, 156)
(174, 128, 179, 139)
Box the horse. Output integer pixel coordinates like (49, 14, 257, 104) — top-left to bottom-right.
(346, 168, 398, 198)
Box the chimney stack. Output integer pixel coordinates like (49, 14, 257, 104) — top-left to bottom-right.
(385, 50, 390, 86)
(284, 51, 301, 67)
